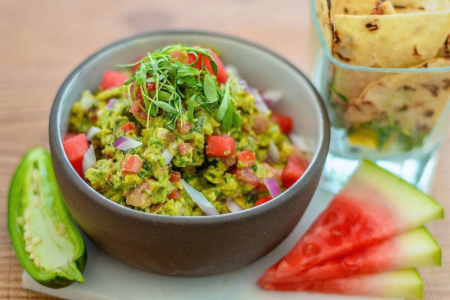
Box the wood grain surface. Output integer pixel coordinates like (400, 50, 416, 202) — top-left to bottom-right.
(0, 0, 449, 299)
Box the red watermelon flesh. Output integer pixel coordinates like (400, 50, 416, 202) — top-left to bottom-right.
(275, 160, 443, 278)
(261, 269, 423, 299)
(258, 227, 440, 284)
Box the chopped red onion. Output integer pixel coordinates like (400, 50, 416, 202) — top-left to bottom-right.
(238, 80, 248, 90)
(107, 98, 117, 109)
(86, 126, 101, 142)
(181, 180, 219, 216)
(262, 90, 283, 107)
(113, 136, 142, 151)
(227, 199, 243, 213)
(162, 149, 173, 165)
(264, 178, 281, 198)
(113, 136, 127, 147)
(248, 87, 270, 113)
(269, 142, 280, 163)
(82, 145, 96, 175)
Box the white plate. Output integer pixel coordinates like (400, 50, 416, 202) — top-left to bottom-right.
(22, 152, 438, 300)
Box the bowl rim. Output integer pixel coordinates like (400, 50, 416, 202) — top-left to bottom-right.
(49, 30, 330, 225)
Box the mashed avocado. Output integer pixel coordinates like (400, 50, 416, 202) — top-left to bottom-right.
(68, 45, 308, 216)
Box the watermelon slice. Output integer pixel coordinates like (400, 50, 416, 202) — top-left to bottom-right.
(262, 269, 423, 299)
(259, 226, 440, 284)
(275, 160, 443, 278)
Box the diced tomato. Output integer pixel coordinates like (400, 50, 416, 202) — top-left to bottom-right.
(130, 81, 156, 102)
(129, 80, 156, 120)
(272, 113, 294, 135)
(281, 155, 309, 189)
(121, 122, 136, 133)
(186, 53, 203, 69)
(63, 133, 78, 142)
(129, 101, 147, 120)
(185, 49, 228, 84)
(121, 154, 143, 175)
(256, 182, 268, 192)
(208, 51, 229, 84)
(131, 56, 145, 73)
(169, 171, 181, 183)
(176, 120, 192, 134)
(234, 168, 259, 186)
(62, 134, 89, 177)
(206, 135, 235, 158)
(178, 143, 193, 156)
(99, 71, 128, 90)
(168, 190, 182, 199)
(132, 64, 140, 73)
(237, 151, 256, 167)
(254, 196, 273, 207)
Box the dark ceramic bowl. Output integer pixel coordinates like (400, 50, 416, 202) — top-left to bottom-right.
(49, 31, 330, 277)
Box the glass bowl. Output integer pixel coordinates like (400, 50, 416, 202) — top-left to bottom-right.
(311, 0, 450, 191)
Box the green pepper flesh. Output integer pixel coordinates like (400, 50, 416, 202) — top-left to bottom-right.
(8, 147, 87, 289)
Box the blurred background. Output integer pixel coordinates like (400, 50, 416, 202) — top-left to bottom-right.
(0, 0, 449, 299)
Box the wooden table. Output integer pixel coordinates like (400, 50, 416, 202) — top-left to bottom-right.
(1, 0, 449, 299)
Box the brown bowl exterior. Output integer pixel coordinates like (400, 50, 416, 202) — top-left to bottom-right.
(49, 31, 330, 277)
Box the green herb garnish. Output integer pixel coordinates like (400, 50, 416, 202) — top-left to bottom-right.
(360, 121, 426, 151)
(361, 122, 398, 150)
(203, 74, 219, 102)
(119, 45, 240, 132)
(331, 78, 349, 103)
(138, 171, 148, 179)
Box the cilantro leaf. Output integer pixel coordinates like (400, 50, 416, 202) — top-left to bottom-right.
(216, 79, 231, 122)
(188, 94, 197, 123)
(233, 111, 242, 129)
(203, 74, 218, 103)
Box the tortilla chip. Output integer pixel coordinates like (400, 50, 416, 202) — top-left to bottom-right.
(371, 1, 397, 14)
(331, 68, 387, 105)
(329, 67, 387, 126)
(333, 11, 450, 67)
(438, 34, 450, 57)
(392, 0, 450, 12)
(330, 0, 449, 15)
(344, 58, 450, 133)
(331, 0, 378, 15)
(315, 0, 334, 50)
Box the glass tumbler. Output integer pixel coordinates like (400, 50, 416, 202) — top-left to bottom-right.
(311, 0, 450, 192)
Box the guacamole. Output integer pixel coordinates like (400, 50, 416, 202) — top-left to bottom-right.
(65, 45, 308, 216)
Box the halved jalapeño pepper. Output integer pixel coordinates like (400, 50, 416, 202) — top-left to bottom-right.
(8, 147, 87, 288)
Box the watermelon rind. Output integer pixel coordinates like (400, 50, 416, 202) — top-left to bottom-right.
(400, 226, 441, 268)
(346, 160, 444, 227)
(374, 269, 423, 299)
(272, 160, 444, 279)
(261, 269, 423, 299)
